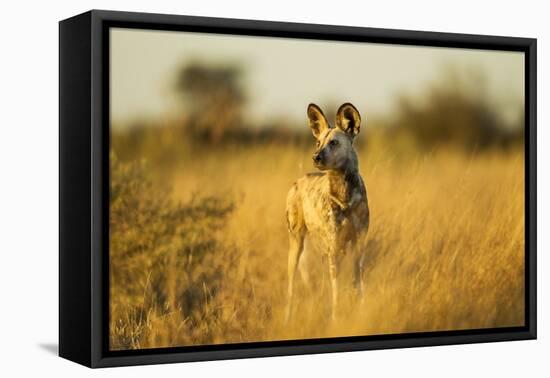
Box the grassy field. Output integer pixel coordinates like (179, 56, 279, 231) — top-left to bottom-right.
(109, 136, 525, 350)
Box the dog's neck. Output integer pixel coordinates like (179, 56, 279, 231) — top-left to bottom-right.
(325, 162, 363, 212)
(325, 167, 360, 184)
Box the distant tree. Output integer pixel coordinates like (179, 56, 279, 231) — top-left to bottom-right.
(175, 62, 246, 143)
(392, 67, 523, 151)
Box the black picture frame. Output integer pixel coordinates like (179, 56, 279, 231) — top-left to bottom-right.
(59, 9, 537, 368)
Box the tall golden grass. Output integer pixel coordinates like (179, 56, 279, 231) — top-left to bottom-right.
(109, 136, 524, 350)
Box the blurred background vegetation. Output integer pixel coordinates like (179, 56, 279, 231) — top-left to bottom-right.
(109, 30, 525, 349)
(113, 61, 524, 165)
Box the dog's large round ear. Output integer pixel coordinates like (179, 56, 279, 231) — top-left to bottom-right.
(336, 103, 361, 138)
(307, 103, 330, 139)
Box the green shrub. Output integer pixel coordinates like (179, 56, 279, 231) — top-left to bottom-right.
(109, 153, 234, 349)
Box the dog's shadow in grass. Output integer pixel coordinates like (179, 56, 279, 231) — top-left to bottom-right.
(38, 343, 58, 356)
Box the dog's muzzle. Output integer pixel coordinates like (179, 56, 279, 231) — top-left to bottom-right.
(313, 151, 324, 165)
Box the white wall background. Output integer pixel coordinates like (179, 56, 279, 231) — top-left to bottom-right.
(0, 0, 547, 376)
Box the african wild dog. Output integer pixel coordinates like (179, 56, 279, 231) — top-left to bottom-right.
(285, 103, 369, 322)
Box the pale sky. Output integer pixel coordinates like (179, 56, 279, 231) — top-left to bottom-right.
(110, 27, 524, 128)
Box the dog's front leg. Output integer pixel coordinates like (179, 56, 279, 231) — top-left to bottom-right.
(353, 232, 369, 305)
(285, 233, 304, 324)
(354, 249, 366, 302)
(327, 252, 339, 321)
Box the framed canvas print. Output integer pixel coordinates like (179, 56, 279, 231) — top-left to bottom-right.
(59, 10, 537, 368)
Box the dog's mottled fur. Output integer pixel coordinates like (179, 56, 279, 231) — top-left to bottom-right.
(285, 103, 370, 321)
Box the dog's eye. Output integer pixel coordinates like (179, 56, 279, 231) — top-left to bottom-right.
(330, 139, 339, 147)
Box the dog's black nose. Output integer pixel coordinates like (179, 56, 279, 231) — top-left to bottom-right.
(313, 153, 322, 163)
